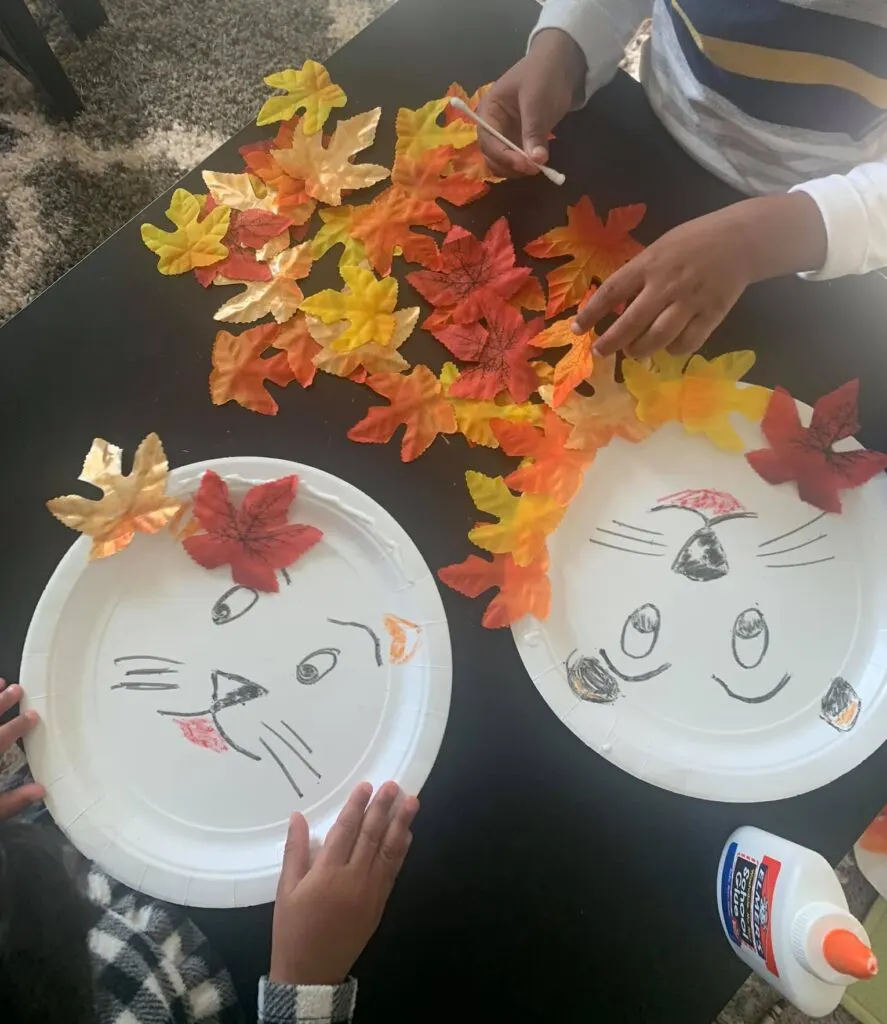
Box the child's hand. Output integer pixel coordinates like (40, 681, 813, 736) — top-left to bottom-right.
(269, 781, 419, 987)
(477, 29, 585, 178)
(0, 680, 45, 821)
(574, 194, 828, 359)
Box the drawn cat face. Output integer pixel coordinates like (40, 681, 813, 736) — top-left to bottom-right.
(94, 533, 420, 829)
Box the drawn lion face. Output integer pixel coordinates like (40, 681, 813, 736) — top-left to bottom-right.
(94, 534, 420, 829)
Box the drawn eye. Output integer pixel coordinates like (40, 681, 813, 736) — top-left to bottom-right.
(212, 586, 259, 625)
(620, 603, 660, 659)
(732, 608, 769, 670)
(297, 648, 340, 685)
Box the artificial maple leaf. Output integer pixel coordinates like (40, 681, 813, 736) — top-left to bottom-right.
(407, 219, 531, 325)
(440, 363, 543, 448)
(240, 144, 317, 224)
(623, 350, 769, 451)
(539, 355, 649, 450)
(432, 297, 544, 403)
(214, 244, 313, 324)
(183, 471, 322, 592)
(395, 98, 476, 161)
(228, 209, 294, 249)
(348, 365, 457, 462)
(308, 308, 417, 378)
(141, 188, 230, 275)
(195, 248, 272, 287)
(257, 61, 347, 133)
(350, 187, 450, 277)
(300, 265, 416, 353)
(509, 275, 546, 313)
(465, 471, 565, 567)
(438, 550, 551, 628)
(492, 409, 596, 505)
(209, 323, 295, 415)
(309, 204, 369, 269)
(272, 108, 390, 205)
(202, 171, 276, 213)
(532, 317, 596, 407)
(746, 381, 887, 513)
(390, 145, 486, 207)
(47, 433, 186, 560)
(268, 313, 321, 388)
(525, 196, 646, 317)
(439, 83, 502, 187)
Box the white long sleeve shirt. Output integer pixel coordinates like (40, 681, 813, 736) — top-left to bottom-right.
(531, 0, 887, 280)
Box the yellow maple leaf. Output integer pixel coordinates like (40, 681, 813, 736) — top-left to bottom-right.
(140, 188, 230, 275)
(465, 471, 565, 567)
(272, 108, 390, 205)
(202, 171, 276, 212)
(214, 244, 314, 324)
(308, 308, 417, 377)
(395, 98, 476, 160)
(257, 61, 348, 134)
(309, 205, 369, 270)
(539, 355, 650, 451)
(46, 433, 186, 560)
(440, 363, 543, 447)
(623, 350, 770, 451)
(300, 265, 412, 353)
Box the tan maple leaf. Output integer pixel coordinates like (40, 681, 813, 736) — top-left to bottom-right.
(272, 108, 390, 205)
(47, 434, 186, 560)
(202, 171, 276, 212)
(214, 244, 314, 324)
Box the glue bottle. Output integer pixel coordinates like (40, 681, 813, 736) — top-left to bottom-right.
(717, 826, 878, 1018)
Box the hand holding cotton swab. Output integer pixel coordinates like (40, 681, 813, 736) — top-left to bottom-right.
(448, 96, 566, 186)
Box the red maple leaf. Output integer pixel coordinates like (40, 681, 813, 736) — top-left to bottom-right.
(745, 381, 887, 513)
(347, 365, 457, 462)
(493, 409, 595, 504)
(193, 208, 293, 286)
(228, 209, 293, 248)
(438, 550, 551, 628)
(183, 471, 322, 592)
(407, 218, 531, 325)
(195, 248, 272, 287)
(432, 297, 543, 403)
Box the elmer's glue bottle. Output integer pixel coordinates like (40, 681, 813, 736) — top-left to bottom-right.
(717, 826, 878, 1018)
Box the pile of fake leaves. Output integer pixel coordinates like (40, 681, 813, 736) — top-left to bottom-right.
(47, 61, 887, 628)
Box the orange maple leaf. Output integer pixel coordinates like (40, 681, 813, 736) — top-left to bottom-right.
(350, 187, 450, 276)
(438, 550, 551, 628)
(347, 365, 457, 462)
(209, 323, 295, 415)
(539, 354, 651, 450)
(492, 408, 595, 505)
(440, 82, 502, 186)
(269, 313, 321, 388)
(525, 196, 646, 317)
(238, 142, 317, 225)
(533, 317, 596, 407)
(391, 145, 487, 207)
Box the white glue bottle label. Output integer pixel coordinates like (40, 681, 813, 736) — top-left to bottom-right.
(717, 826, 878, 1018)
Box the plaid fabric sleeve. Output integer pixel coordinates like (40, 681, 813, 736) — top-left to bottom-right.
(257, 977, 357, 1024)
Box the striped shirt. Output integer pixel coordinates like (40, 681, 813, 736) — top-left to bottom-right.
(531, 0, 887, 280)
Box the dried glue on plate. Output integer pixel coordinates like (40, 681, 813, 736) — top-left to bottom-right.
(717, 826, 877, 1018)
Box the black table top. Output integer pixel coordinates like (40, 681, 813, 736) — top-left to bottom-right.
(4, 0, 887, 1021)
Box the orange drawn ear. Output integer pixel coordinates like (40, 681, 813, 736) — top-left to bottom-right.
(384, 614, 422, 664)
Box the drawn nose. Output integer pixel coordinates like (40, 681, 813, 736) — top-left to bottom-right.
(671, 528, 729, 582)
(210, 670, 269, 713)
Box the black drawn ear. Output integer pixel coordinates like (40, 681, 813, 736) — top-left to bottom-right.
(820, 677, 861, 732)
(566, 650, 619, 704)
(672, 527, 729, 582)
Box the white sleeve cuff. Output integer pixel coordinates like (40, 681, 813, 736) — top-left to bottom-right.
(791, 163, 887, 281)
(529, 0, 650, 104)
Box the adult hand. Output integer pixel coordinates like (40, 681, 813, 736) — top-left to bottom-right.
(0, 680, 45, 820)
(477, 29, 585, 177)
(269, 781, 420, 987)
(574, 193, 828, 359)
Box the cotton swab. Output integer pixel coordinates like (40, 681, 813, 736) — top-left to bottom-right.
(448, 96, 566, 186)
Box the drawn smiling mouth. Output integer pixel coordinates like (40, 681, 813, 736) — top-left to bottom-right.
(712, 673, 792, 704)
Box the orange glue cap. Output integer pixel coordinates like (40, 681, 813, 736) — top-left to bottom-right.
(823, 929, 879, 979)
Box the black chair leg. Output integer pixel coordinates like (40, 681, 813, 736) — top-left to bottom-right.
(0, 0, 83, 119)
(55, 0, 107, 41)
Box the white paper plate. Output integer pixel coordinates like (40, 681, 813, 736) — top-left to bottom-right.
(513, 405, 887, 802)
(22, 457, 451, 906)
